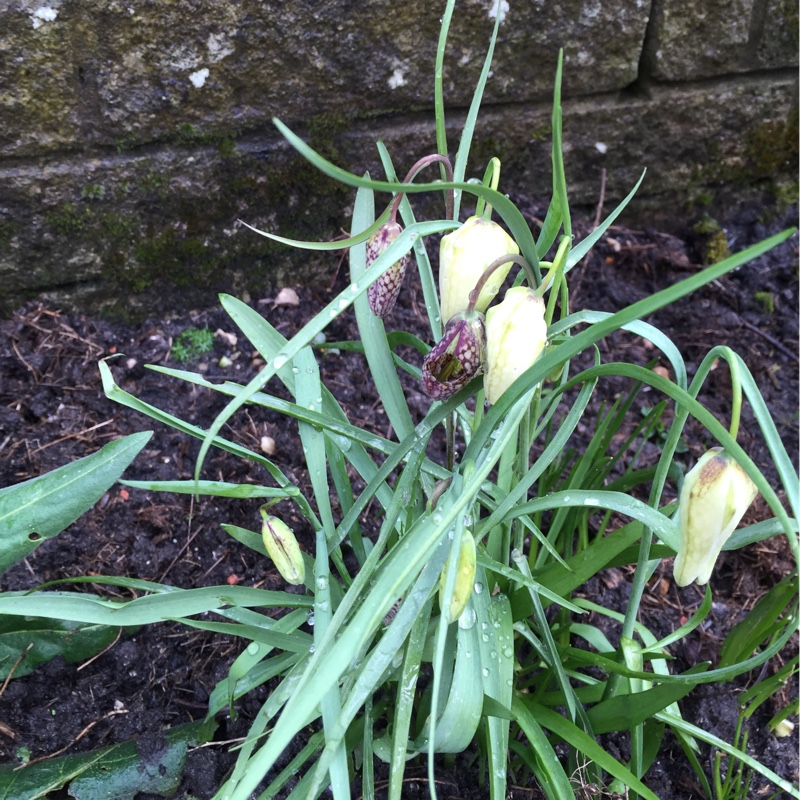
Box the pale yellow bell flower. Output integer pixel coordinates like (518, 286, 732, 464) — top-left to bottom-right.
(673, 448, 758, 587)
(483, 287, 547, 405)
(439, 216, 519, 322)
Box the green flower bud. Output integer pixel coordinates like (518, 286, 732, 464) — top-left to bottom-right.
(421, 309, 486, 400)
(439, 216, 519, 321)
(673, 448, 758, 587)
(484, 287, 547, 405)
(439, 531, 477, 623)
(260, 508, 305, 585)
(366, 221, 410, 318)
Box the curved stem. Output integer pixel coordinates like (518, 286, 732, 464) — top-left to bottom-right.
(728, 355, 743, 441)
(467, 254, 537, 312)
(389, 154, 455, 223)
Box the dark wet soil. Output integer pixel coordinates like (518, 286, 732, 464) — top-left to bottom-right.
(0, 200, 797, 799)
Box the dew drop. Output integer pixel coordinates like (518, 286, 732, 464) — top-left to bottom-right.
(246, 642, 260, 655)
(482, 667, 490, 678)
(273, 354, 288, 369)
(473, 582, 484, 594)
(316, 576, 329, 591)
(458, 607, 477, 630)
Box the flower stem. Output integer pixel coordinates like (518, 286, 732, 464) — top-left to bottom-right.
(467, 254, 537, 312)
(389, 154, 455, 223)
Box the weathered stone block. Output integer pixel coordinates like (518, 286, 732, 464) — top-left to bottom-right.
(1, 72, 794, 318)
(653, 0, 798, 81)
(1, 0, 648, 158)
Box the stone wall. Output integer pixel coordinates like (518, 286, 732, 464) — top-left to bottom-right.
(1, 0, 796, 316)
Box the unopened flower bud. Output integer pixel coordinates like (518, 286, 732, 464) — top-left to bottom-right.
(422, 310, 486, 400)
(673, 448, 758, 587)
(484, 287, 547, 405)
(439, 216, 519, 321)
(439, 531, 477, 623)
(366, 221, 410, 318)
(260, 508, 305, 585)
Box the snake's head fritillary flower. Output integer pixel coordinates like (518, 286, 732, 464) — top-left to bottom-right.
(439, 216, 519, 321)
(422, 310, 486, 400)
(673, 448, 758, 586)
(365, 221, 410, 318)
(484, 287, 547, 405)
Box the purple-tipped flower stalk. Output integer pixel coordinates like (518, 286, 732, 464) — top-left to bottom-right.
(366, 221, 410, 318)
(422, 309, 486, 400)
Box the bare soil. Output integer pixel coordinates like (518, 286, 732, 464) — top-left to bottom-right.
(0, 200, 797, 799)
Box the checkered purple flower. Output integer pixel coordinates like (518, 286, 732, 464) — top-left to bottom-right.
(366, 221, 410, 318)
(422, 310, 486, 400)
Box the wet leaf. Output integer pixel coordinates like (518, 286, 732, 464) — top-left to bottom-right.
(0, 617, 118, 680)
(0, 721, 210, 800)
(0, 432, 152, 574)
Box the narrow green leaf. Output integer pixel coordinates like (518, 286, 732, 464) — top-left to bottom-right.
(122, 479, 297, 499)
(519, 700, 660, 800)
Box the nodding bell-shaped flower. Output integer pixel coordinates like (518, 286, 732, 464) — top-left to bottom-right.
(673, 448, 758, 587)
(260, 507, 305, 586)
(439, 531, 477, 623)
(484, 287, 547, 405)
(439, 216, 519, 321)
(422, 309, 486, 400)
(366, 221, 410, 318)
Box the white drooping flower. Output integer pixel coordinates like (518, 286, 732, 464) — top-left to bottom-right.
(673, 448, 758, 587)
(439, 216, 519, 322)
(483, 287, 547, 405)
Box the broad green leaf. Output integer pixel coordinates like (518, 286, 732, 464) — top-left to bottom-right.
(510, 521, 644, 620)
(0, 721, 208, 800)
(0, 617, 118, 680)
(0, 432, 152, 574)
(719, 576, 799, 670)
(586, 664, 709, 733)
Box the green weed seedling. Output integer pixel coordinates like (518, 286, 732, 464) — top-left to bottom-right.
(171, 326, 215, 363)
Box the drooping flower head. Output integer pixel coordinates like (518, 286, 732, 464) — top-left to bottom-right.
(673, 448, 758, 586)
(484, 287, 547, 405)
(422, 309, 486, 400)
(439, 216, 519, 322)
(366, 221, 410, 318)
